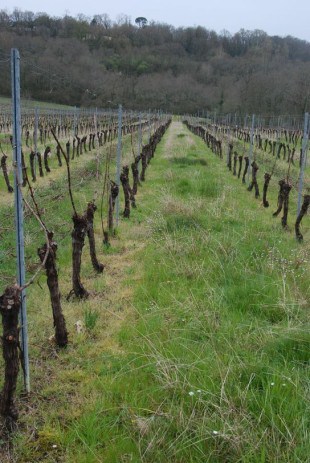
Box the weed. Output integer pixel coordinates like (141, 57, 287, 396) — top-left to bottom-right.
(83, 308, 99, 331)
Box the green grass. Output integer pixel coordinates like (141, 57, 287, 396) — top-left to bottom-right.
(0, 121, 309, 462)
(0, 95, 73, 109)
(83, 307, 100, 331)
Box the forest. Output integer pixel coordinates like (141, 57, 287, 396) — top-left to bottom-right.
(0, 8, 309, 114)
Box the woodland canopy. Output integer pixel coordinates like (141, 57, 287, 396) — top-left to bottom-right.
(0, 9, 309, 114)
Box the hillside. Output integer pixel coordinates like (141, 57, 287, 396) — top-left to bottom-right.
(0, 10, 309, 114)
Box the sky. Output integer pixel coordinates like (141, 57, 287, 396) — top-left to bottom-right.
(2, 0, 310, 42)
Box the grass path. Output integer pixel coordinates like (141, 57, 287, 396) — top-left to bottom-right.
(1, 121, 309, 462)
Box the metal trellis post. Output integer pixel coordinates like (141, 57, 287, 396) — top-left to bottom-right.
(34, 107, 38, 177)
(11, 48, 30, 393)
(73, 106, 77, 138)
(138, 111, 142, 154)
(137, 112, 142, 175)
(247, 114, 255, 183)
(148, 111, 151, 142)
(115, 104, 122, 227)
(297, 112, 309, 216)
(226, 127, 231, 167)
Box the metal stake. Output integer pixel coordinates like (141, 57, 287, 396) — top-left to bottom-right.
(138, 112, 142, 154)
(73, 106, 77, 138)
(247, 114, 255, 183)
(226, 127, 231, 166)
(115, 104, 122, 227)
(137, 112, 142, 175)
(11, 48, 30, 393)
(297, 112, 309, 215)
(33, 107, 38, 178)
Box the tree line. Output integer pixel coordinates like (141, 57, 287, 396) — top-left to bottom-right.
(0, 9, 309, 114)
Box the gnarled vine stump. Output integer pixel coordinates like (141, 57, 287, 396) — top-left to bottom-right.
(38, 234, 68, 347)
(131, 155, 141, 195)
(108, 181, 119, 233)
(71, 214, 89, 299)
(227, 143, 234, 170)
(21, 151, 27, 187)
(237, 155, 243, 179)
(85, 202, 104, 273)
(295, 195, 310, 242)
(43, 146, 51, 173)
(72, 139, 76, 160)
(281, 182, 292, 228)
(29, 151, 36, 182)
(140, 146, 148, 181)
(273, 179, 286, 217)
(120, 166, 131, 218)
(1, 154, 13, 192)
(262, 173, 271, 207)
(57, 144, 63, 167)
(247, 161, 260, 198)
(0, 285, 21, 428)
(37, 152, 44, 177)
(233, 151, 238, 176)
(242, 157, 249, 184)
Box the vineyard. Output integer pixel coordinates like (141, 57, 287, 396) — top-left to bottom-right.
(0, 53, 309, 462)
(184, 113, 310, 241)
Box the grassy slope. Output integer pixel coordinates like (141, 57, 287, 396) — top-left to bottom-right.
(1, 121, 309, 462)
(0, 96, 73, 109)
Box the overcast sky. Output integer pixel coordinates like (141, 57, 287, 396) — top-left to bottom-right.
(2, 0, 310, 42)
